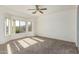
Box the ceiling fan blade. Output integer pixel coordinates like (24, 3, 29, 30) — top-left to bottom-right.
(28, 9, 35, 10)
(32, 11, 37, 14)
(39, 10, 43, 14)
(36, 5, 39, 10)
(40, 8, 47, 10)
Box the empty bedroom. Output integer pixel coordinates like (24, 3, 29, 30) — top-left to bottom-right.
(0, 5, 78, 54)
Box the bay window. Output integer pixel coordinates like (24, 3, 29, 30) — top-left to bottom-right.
(5, 18, 32, 36)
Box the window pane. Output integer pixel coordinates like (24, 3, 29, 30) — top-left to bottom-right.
(5, 18, 12, 36)
(16, 20, 19, 27)
(12, 20, 15, 34)
(15, 20, 20, 33)
(15, 20, 26, 33)
(20, 21, 26, 32)
(6, 18, 9, 35)
(28, 22, 32, 32)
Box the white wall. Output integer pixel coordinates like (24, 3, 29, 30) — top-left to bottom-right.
(36, 8, 77, 42)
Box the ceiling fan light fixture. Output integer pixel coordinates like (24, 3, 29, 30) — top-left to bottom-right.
(28, 5, 47, 14)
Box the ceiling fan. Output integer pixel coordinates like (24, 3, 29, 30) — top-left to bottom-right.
(28, 5, 47, 14)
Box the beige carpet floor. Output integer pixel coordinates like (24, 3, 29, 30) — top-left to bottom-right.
(0, 36, 77, 54)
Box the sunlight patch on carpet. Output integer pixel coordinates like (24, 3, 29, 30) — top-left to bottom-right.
(23, 38, 38, 45)
(7, 44, 12, 54)
(18, 40, 30, 48)
(32, 37, 44, 42)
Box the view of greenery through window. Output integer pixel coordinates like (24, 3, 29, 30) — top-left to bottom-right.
(15, 20, 26, 33)
(5, 18, 32, 36)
